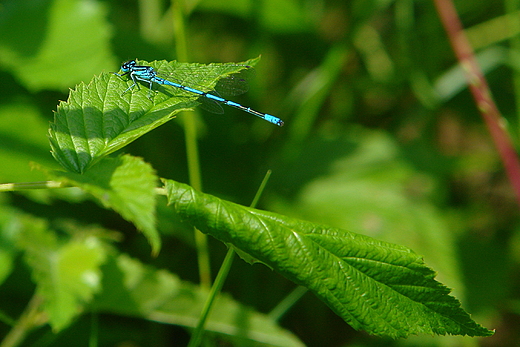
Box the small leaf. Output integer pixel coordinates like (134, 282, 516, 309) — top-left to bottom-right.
(17, 218, 106, 331)
(51, 155, 160, 254)
(92, 254, 305, 347)
(48, 58, 259, 173)
(162, 179, 494, 338)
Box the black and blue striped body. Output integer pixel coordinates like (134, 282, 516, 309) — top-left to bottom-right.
(114, 60, 284, 126)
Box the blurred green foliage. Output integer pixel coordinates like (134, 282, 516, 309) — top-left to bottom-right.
(0, 0, 518, 345)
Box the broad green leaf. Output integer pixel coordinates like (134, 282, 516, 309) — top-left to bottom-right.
(92, 254, 305, 347)
(273, 130, 465, 297)
(48, 58, 259, 173)
(16, 217, 106, 331)
(50, 155, 160, 254)
(0, 0, 116, 91)
(162, 179, 494, 338)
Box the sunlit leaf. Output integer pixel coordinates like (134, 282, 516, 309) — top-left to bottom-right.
(162, 179, 493, 338)
(274, 130, 465, 295)
(48, 58, 259, 173)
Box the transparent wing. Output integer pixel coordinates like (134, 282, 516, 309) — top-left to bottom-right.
(213, 68, 253, 97)
(153, 61, 253, 97)
(197, 92, 225, 114)
(150, 60, 255, 114)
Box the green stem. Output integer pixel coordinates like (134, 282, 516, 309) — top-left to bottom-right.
(0, 181, 66, 192)
(171, 0, 212, 289)
(187, 171, 272, 347)
(505, 0, 520, 138)
(268, 286, 308, 321)
(187, 247, 235, 347)
(0, 295, 47, 347)
(138, 0, 162, 44)
(172, 0, 188, 62)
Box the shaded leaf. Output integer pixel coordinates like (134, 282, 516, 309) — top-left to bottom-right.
(50, 155, 160, 254)
(92, 254, 305, 347)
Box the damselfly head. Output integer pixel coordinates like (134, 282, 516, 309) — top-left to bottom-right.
(121, 60, 137, 72)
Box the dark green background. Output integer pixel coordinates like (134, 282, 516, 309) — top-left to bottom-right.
(0, 0, 517, 346)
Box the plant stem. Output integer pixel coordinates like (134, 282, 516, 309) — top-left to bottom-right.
(187, 247, 235, 347)
(0, 181, 66, 192)
(187, 171, 273, 347)
(505, 0, 520, 136)
(433, 0, 520, 208)
(171, 0, 212, 289)
(0, 295, 47, 347)
(268, 285, 308, 321)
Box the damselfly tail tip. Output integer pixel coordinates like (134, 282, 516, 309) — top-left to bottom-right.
(264, 114, 284, 127)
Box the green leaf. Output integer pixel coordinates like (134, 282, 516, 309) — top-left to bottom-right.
(50, 155, 160, 254)
(274, 129, 465, 297)
(92, 254, 305, 347)
(162, 179, 494, 338)
(16, 217, 107, 331)
(0, 0, 116, 91)
(48, 57, 259, 173)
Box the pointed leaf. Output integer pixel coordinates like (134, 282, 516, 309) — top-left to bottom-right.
(162, 179, 494, 338)
(50, 155, 160, 254)
(48, 58, 260, 173)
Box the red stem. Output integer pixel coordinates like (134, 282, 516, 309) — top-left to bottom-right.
(433, 0, 520, 207)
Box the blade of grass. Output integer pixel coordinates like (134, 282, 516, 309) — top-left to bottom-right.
(187, 170, 273, 347)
